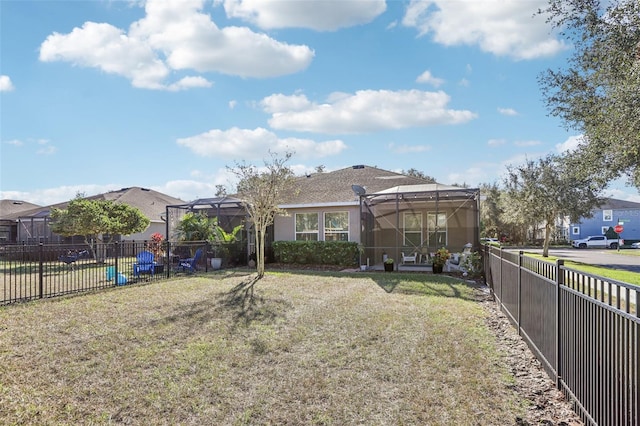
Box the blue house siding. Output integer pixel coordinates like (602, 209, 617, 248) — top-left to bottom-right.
(570, 203, 640, 243)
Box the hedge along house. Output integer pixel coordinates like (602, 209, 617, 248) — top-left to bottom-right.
(275, 165, 480, 268)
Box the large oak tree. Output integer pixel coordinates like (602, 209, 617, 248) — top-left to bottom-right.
(539, 0, 640, 189)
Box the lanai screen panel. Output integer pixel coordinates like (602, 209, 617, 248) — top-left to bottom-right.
(165, 197, 247, 241)
(361, 186, 479, 263)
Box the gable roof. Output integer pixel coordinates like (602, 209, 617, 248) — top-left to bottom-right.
(280, 165, 436, 206)
(0, 200, 42, 219)
(600, 198, 640, 210)
(4, 187, 184, 222)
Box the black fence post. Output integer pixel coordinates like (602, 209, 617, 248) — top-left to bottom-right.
(518, 250, 523, 334)
(555, 259, 564, 388)
(38, 243, 44, 299)
(114, 242, 119, 287)
(166, 241, 171, 278)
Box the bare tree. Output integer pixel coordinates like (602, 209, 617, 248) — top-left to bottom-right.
(230, 152, 296, 278)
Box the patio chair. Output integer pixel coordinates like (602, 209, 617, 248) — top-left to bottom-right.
(133, 250, 156, 277)
(177, 248, 203, 274)
(401, 251, 418, 264)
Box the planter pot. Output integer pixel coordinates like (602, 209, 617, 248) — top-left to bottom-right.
(210, 258, 222, 270)
(384, 262, 394, 272)
(432, 264, 444, 273)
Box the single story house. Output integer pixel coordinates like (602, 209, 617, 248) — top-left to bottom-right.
(1, 187, 184, 244)
(164, 165, 481, 268)
(0, 200, 42, 244)
(570, 198, 640, 243)
(276, 165, 480, 266)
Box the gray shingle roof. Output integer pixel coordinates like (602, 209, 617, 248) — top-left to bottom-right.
(0, 200, 42, 219)
(601, 198, 640, 210)
(3, 187, 184, 222)
(281, 165, 436, 205)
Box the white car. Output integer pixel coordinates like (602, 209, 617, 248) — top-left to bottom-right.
(632, 242, 640, 249)
(480, 238, 499, 244)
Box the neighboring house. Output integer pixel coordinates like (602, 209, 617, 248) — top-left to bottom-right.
(0, 200, 42, 243)
(275, 165, 480, 265)
(569, 198, 640, 243)
(1, 187, 184, 244)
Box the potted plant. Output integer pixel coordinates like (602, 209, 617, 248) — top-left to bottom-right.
(432, 247, 450, 273)
(208, 218, 243, 270)
(384, 257, 394, 272)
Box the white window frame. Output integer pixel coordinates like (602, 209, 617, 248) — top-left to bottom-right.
(572, 226, 580, 235)
(295, 212, 319, 241)
(427, 212, 447, 247)
(403, 212, 422, 247)
(602, 210, 613, 221)
(324, 211, 349, 241)
(601, 227, 609, 235)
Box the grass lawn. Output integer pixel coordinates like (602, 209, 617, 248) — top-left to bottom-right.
(0, 271, 529, 425)
(523, 252, 640, 286)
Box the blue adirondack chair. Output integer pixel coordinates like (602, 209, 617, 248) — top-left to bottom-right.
(178, 248, 203, 274)
(133, 250, 156, 277)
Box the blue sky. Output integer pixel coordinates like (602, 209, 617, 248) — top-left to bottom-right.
(2, 0, 639, 206)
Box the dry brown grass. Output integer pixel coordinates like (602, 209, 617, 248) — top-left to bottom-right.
(0, 270, 527, 425)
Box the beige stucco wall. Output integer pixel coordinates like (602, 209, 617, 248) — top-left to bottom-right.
(274, 206, 361, 242)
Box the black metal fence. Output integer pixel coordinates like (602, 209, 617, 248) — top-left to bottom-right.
(484, 246, 639, 426)
(0, 240, 235, 306)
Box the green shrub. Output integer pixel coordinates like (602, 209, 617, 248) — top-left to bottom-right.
(272, 241, 359, 266)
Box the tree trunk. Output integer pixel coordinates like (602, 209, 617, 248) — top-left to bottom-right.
(256, 225, 265, 278)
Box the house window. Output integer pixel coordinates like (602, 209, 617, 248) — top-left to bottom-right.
(572, 226, 580, 235)
(295, 213, 319, 240)
(403, 212, 422, 247)
(324, 212, 349, 241)
(603, 210, 613, 221)
(427, 212, 447, 247)
(601, 226, 609, 235)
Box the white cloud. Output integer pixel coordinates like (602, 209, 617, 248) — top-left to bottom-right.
(5, 139, 23, 147)
(498, 107, 518, 116)
(487, 138, 506, 147)
(402, 0, 567, 60)
(0, 75, 15, 92)
(388, 143, 431, 154)
(39, 0, 314, 90)
(556, 135, 584, 153)
(263, 89, 477, 134)
(458, 78, 470, 87)
(0, 184, 121, 206)
(416, 70, 445, 87)
(222, 0, 386, 31)
(176, 127, 347, 160)
(514, 140, 542, 147)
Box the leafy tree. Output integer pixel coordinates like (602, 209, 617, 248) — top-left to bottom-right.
(402, 168, 437, 182)
(503, 154, 606, 256)
(539, 0, 640, 189)
(175, 212, 214, 242)
(479, 183, 504, 239)
(50, 196, 150, 260)
(314, 165, 326, 173)
(230, 151, 296, 279)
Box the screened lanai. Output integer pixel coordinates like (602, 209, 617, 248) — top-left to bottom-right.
(165, 196, 252, 264)
(358, 184, 480, 268)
